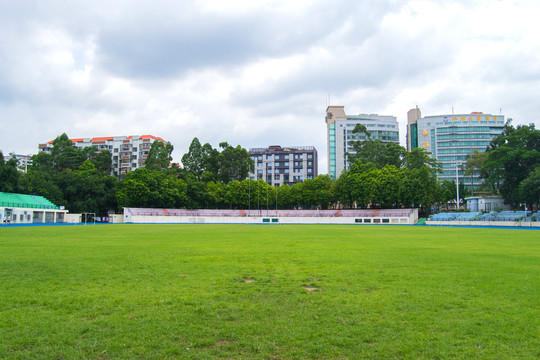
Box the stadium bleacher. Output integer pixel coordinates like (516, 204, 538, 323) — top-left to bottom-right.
(0, 192, 59, 210)
(430, 211, 533, 222)
(125, 208, 415, 218)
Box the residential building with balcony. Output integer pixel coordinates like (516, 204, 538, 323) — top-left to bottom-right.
(7, 152, 33, 173)
(38, 135, 167, 177)
(249, 145, 318, 186)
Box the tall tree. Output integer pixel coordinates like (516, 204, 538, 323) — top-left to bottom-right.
(518, 167, 540, 210)
(55, 160, 118, 216)
(91, 149, 113, 174)
(50, 133, 87, 172)
(216, 142, 253, 183)
(145, 141, 174, 171)
(347, 124, 405, 168)
(0, 151, 21, 193)
(181, 138, 213, 180)
(464, 150, 488, 193)
(481, 123, 540, 207)
(181, 138, 253, 183)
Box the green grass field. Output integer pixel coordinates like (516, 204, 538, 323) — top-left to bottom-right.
(0, 224, 538, 359)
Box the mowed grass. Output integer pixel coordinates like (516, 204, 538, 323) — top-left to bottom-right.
(0, 225, 538, 359)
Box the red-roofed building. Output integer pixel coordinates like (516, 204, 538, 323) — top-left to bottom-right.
(38, 135, 168, 177)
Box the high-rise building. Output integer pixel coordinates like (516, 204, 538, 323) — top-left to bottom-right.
(326, 106, 399, 179)
(407, 108, 505, 188)
(39, 135, 167, 177)
(249, 145, 318, 186)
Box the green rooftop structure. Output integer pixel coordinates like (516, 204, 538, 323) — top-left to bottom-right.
(1, 192, 67, 224)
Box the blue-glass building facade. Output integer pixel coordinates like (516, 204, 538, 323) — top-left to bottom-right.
(407, 108, 505, 189)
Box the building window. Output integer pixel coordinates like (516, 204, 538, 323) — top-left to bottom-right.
(308, 154, 313, 159)
(308, 168, 313, 173)
(284, 162, 289, 167)
(257, 155, 262, 161)
(275, 155, 280, 160)
(275, 162, 280, 167)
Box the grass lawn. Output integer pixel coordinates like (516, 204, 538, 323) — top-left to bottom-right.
(0, 224, 538, 359)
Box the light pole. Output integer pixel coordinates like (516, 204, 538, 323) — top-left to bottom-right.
(456, 162, 460, 210)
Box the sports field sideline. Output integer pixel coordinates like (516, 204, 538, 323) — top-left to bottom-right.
(0, 224, 538, 359)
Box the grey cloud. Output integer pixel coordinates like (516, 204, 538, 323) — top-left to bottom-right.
(95, 0, 398, 78)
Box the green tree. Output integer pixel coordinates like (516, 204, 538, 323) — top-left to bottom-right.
(20, 170, 64, 206)
(181, 138, 212, 180)
(481, 123, 540, 207)
(116, 168, 187, 209)
(464, 150, 488, 194)
(333, 162, 378, 209)
(206, 181, 227, 208)
(50, 133, 87, 172)
(276, 184, 293, 209)
(518, 166, 540, 210)
(403, 148, 441, 172)
(91, 150, 113, 174)
(371, 165, 405, 208)
(145, 141, 174, 171)
(347, 124, 405, 168)
(56, 161, 118, 216)
(0, 152, 21, 193)
(216, 142, 253, 183)
(300, 175, 334, 209)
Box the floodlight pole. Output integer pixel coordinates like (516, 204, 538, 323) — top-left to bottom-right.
(456, 163, 460, 210)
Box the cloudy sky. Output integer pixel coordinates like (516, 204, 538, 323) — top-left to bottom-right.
(1, 0, 539, 173)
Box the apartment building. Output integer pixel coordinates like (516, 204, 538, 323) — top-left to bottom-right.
(39, 135, 167, 177)
(7, 152, 33, 173)
(249, 145, 318, 186)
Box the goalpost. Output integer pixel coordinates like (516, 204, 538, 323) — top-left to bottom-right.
(81, 213, 96, 225)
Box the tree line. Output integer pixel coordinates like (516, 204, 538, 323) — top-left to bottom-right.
(1, 123, 538, 216)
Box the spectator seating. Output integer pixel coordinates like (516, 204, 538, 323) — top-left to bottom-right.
(125, 208, 415, 218)
(0, 192, 59, 210)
